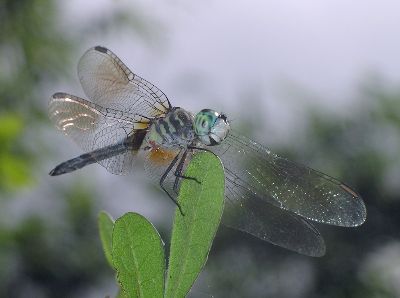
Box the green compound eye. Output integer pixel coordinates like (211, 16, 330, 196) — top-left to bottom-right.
(194, 109, 230, 146)
(194, 109, 218, 136)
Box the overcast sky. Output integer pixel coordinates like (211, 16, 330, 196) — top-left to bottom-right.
(64, 0, 400, 110)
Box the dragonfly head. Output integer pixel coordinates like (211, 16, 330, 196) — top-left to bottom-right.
(194, 109, 230, 146)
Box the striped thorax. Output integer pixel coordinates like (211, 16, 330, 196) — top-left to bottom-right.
(144, 107, 196, 149)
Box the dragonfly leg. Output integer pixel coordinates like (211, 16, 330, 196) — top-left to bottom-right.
(172, 149, 200, 194)
(160, 151, 185, 216)
(180, 145, 220, 183)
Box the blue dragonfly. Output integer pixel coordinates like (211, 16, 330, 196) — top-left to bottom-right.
(49, 46, 366, 257)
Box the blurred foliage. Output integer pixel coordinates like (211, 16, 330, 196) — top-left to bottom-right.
(0, 114, 31, 190)
(0, 0, 400, 297)
(0, 0, 73, 116)
(0, 186, 110, 297)
(0, 0, 73, 193)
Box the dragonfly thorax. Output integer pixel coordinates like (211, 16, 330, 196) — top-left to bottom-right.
(144, 107, 196, 149)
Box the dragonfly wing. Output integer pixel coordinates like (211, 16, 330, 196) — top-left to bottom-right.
(78, 46, 171, 117)
(223, 178, 326, 256)
(209, 130, 366, 227)
(49, 92, 148, 174)
(144, 148, 325, 256)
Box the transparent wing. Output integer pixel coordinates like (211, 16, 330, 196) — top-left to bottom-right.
(48, 92, 149, 174)
(209, 131, 367, 227)
(223, 179, 326, 256)
(144, 149, 325, 256)
(78, 46, 171, 117)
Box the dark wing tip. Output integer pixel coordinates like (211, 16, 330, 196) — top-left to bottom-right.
(94, 46, 108, 53)
(340, 183, 361, 198)
(51, 92, 67, 99)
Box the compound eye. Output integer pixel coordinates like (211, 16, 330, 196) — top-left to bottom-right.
(194, 109, 229, 146)
(194, 110, 216, 136)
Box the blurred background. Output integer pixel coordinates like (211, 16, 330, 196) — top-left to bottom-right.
(1, 0, 400, 297)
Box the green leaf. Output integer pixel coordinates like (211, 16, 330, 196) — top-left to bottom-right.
(116, 287, 127, 298)
(98, 211, 115, 268)
(165, 152, 225, 298)
(112, 212, 165, 298)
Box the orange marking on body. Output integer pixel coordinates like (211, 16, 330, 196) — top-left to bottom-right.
(148, 147, 178, 166)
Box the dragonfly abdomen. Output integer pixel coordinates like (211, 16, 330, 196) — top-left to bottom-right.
(49, 143, 127, 176)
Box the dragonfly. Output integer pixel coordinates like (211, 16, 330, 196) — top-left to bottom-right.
(49, 46, 366, 257)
